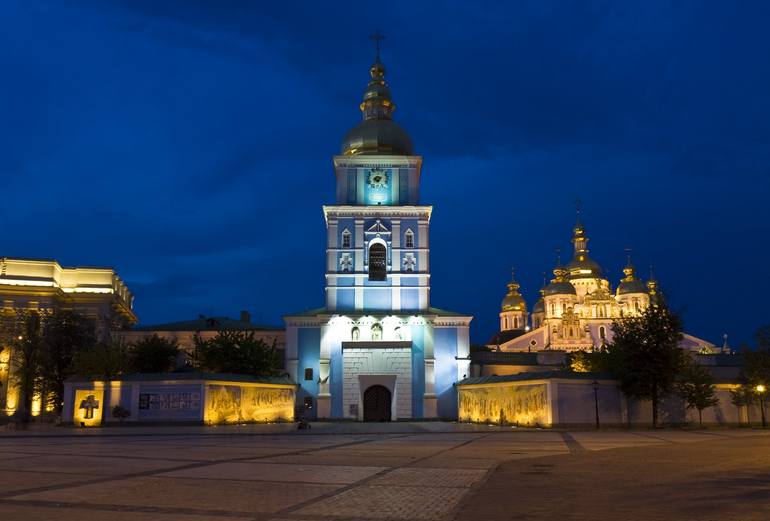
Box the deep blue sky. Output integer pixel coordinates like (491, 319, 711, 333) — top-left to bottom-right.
(2, 1, 769, 346)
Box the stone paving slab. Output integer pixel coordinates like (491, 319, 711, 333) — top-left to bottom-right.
(368, 467, 487, 488)
(0, 503, 248, 521)
(296, 484, 469, 520)
(0, 470, 93, 494)
(161, 462, 387, 484)
(11, 477, 341, 515)
(0, 454, 184, 476)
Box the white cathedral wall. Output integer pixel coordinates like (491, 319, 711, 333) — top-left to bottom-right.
(342, 347, 412, 420)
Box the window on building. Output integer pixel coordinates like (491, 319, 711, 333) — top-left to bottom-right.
(341, 229, 351, 248)
(303, 397, 313, 409)
(368, 243, 387, 281)
(304, 368, 313, 381)
(405, 229, 414, 248)
(599, 326, 606, 339)
(514, 316, 519, 329)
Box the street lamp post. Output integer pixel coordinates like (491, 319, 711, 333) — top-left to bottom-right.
(757, 384, 767, 429)
(592, 380, 600, 429)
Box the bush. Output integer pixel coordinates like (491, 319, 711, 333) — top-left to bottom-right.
(112, 405, 130, 421)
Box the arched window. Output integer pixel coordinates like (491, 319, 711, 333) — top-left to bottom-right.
(514, 316, 519, 329)
(404, 229, 414, 248)
(368, 243, 387, 281)
(599, 326, 606, 340)
(341, 229, 351, 249)
(562, 303, 567, 313)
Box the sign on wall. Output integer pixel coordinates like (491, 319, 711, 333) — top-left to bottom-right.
(73, 389, 104, 427)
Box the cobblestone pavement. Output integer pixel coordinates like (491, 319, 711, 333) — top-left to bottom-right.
(0, 424, 767, 520)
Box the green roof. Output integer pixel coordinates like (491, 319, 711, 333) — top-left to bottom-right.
(133, 316, 282, 332)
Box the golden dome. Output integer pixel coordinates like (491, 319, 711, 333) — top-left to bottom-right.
(341, 60, 414, 156)
(501, 269, 527, 312)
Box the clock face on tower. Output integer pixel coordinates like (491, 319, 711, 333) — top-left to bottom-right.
(368, 168, 389, 189)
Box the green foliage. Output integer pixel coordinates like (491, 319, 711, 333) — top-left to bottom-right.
(129, 335, 179, 373)
(605, 302, 687, 427)
(565, 350, 606, 373)
(73, 339, 131, 380)
(10, 311, 44, 424)
(742, 346, 770, 388)
(675, 359, 719, 427)
(38, 310, 96, 414)
(730, 384, 754, 426)
(192, 330, 281, 377)
(112, 405, 130, 420)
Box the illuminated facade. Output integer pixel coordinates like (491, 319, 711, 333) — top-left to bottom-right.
(0, 256, 136, 415)
(490, 220, 717, 353)
(63, 374, 295, 426)
(284, 54, 472, 420)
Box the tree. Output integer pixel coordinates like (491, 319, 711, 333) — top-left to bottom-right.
(730, 384, 754, 426)
(9, 311, 43, 425)
(39, 310, 96, 414)
(605, 302, 687, 427)
(128, 335, 179, 373)
(675, 360, 719, 428)
(73, 338, 131, 380)
(743, 346, 770, 389)
(192, 330, 281, 376)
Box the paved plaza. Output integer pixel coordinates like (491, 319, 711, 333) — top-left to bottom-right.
(0, 424, 767, 520)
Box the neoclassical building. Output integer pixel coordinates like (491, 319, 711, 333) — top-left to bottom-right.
(0, 257, 136, 415)
(489, 220, 717, 353)
(284, 54, 472, 421)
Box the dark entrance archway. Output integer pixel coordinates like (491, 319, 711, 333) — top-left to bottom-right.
(363, 385, 392, 422)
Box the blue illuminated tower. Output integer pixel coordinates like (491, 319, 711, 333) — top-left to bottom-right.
(284, 50, 471, 421)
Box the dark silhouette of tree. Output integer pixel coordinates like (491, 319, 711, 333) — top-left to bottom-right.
(730, 384, 753, 426)
(73, 338, 131, 380)
(129, 335, 179, 373)
(605, 303, 686, 427)
(675, 359, 719, 428)
(192, 331, 281, 376)
(10, 311, 43, 425)
(39, 309, 96, 414)
(743, 345, 770, 388)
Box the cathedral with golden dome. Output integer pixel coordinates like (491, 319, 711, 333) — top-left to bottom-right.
(489, 217, 717, 353)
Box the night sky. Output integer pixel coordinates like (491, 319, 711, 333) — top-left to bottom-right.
(3, 1, 770, 347)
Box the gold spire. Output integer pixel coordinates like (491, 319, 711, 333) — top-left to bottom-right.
(359, 33, 395, 121)
(622, 248, 636, 282)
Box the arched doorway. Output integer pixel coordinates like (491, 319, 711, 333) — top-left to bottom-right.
(363, 385, 391, 422)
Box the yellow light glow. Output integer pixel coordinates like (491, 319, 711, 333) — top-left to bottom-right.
(31, 394, 42, 417)
(73, 389, 104, 427)
(204, 383, 295, 425)
(61, 287, 114, 294)
(757, 384, 767, 394)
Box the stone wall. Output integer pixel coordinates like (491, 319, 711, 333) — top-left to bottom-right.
(458, 382, 550, 426)
(342, 346, 412, 419)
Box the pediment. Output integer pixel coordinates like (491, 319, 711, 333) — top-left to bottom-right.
(365, 219, 391, 235)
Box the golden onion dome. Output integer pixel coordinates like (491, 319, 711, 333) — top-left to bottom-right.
(566, 222, 604, 279)
(544, 265, 577, 296)
(501, 269, 527, 312)
(341, 60, 414, 156)
(617, 261, 647, 295)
